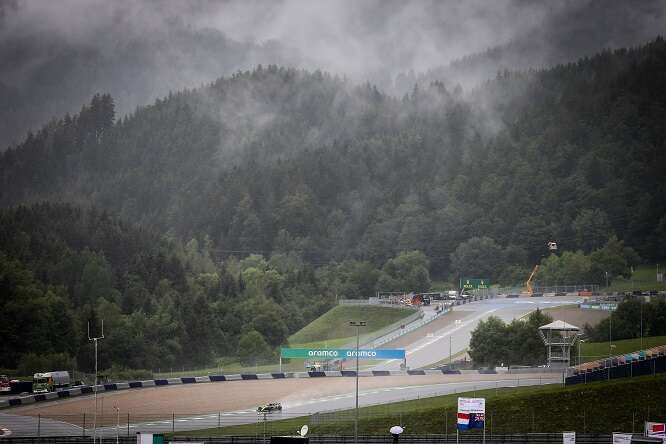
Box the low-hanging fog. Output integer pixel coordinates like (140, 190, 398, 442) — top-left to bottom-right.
(1, 0, 664, 149)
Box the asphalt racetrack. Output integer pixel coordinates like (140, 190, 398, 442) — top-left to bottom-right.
(1, 296, 574, 437)
(374, 296, 583, 370)
(3, 373, 562, 436)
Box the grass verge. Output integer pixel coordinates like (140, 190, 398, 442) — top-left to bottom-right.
(288, 305, 415, 347)
(607, 266, 666, 291)
(173, 374, 666, 436)
(579, 335, 666, 363)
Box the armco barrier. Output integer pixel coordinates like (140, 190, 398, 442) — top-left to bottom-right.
(358, 309, 424, 348)
(369, 294, 496, 349)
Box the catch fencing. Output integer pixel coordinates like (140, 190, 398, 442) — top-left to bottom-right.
(0, 434, 621, 444)
(4, 384, 662, 439)
(496, 285, 599, 295)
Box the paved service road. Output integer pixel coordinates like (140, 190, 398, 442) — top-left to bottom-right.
(372, 296, 582, 371)
(0, 412, 82, 437)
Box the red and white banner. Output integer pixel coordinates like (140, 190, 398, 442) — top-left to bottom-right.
(646, 422, 666, 437)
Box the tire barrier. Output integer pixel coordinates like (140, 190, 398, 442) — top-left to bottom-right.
(0, 368, 490, 409)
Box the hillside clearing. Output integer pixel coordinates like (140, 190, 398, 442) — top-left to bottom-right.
(579, 335, 666, 363)
(288, 305, 416, 347)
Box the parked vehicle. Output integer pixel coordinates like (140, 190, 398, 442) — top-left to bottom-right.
(32, 371, 71, 393)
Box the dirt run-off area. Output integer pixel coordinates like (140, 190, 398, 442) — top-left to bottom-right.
(10, 373, 547, 423)
(542, 305, 609, 328)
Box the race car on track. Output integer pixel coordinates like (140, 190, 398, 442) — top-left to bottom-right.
(257, 402, 282, 413)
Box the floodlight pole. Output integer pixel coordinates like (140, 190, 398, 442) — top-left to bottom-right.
(578, 338, 585, 367)
(350, 320, 366, 444)
(88, 320, 104, 444)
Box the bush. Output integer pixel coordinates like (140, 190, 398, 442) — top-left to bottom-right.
(237, 330, 274, 366)
(104, 365, 152, 382)
(17, 352, 75, 376)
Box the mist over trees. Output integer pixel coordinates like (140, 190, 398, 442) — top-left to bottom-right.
(2, 0, 664, 149)
(1, 4, 665, 373)
(2, 40, 665, 281)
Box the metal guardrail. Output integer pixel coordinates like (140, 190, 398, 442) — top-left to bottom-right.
(369, 306, 457, 348)
(356, 310, 425, 348)
(368, 294, 495, 349)
(497, 285, 600, 295)
(338, 299, 380, 305)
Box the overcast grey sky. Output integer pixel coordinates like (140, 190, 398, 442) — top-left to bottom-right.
(4, 0, 663, 82)
(1, 0, 664, 149)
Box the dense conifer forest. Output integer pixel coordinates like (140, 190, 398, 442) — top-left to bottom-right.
(1, 38, 665, 372)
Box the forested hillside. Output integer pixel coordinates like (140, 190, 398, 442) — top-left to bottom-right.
(2, 39, 665, 289)
(0, 203, 433, 372)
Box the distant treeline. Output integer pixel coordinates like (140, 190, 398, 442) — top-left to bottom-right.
(1, 39, 666, 371)
(2, 40, 665, 286)
(585, 298, 666, 342)
(0, 204, 433, 372)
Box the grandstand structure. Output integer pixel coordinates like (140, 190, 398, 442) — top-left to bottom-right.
(566, 344, 666, 384)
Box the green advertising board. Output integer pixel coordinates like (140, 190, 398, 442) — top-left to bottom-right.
(280, 348, 405, 360)
(460, 278, 490, 290)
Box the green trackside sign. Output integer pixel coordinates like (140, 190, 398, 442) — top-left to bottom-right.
(460, 278, 490, 290)
(280, 348, 405, 360)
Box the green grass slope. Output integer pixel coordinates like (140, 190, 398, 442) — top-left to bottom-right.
(177, 374, 666, 436)
(608, 266, 666, 291)
(579, 335, 666, 363)
(288, 305, 415, 347)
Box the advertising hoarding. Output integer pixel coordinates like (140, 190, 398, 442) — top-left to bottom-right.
(457, 397, 485, 430)
(280, 348, 405, 360)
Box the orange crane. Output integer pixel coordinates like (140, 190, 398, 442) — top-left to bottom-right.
(520, 242, 557, 297)
(522, 264, 539, 297)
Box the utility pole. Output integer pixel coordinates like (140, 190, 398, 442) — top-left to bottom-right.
(349, 320, 367, 444)
(449, 335, 452, 366)
(639, 302, 643, 350)
(88, 320, 104, 444)
(608, 312, 612, 381)
(114, 406, 120, 444)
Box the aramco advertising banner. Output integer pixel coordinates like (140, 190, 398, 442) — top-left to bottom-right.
(280, 348, 405, 360)
(457, 397, 485, 430)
